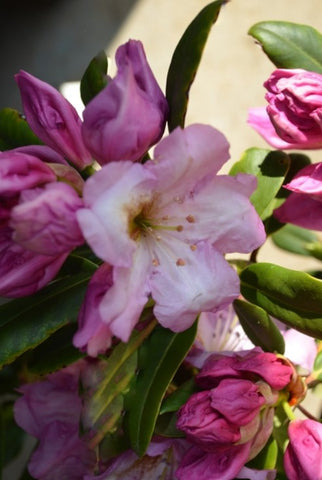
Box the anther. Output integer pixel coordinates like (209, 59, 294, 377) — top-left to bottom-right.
(186, 214, 195, 223)
(176, 258, 186, 266)
(152, 258, 160, 266)
(190, 244, 197, 251)
(176, 225, 184, 232)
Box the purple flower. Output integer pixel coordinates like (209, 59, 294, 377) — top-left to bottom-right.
(284, 419, 322, 480)
(0, 148, 84, 297)
(76, 123, 265, 344)
(274, 162, 322, 230)
(14, 363, 96, 480)
(15, 71, 93, 170)
(82, 40, 168, 165)
(248, 69, 322, 149)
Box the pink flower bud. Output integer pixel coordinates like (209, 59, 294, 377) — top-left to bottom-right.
(82, 40, 168, 165)
(0, 151, 56, 197)
(0, 226, 68, 297)
(284, 419, 322, 480)
(248, 69, 322, 149)
(15, 70, 92, 169)
(176, 390, 241, 450)
(10, 182, 84, 255)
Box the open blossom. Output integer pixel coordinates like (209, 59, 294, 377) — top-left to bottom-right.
(76, 123, 265, 344)
(82, 39, 168, 165)
(284, 419, 322, 480)
(16, 40, 167, 169)
(248, 68, 322, 149)
(0, 148, 84, 297)
(274, 162, 322, 230)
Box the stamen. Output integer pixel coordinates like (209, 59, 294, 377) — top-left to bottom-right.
(176, 225, 184, 232)
(186, 214, 195, 223)
(176, 258, 186, 266)
(190, 244, 197, 251)
(152, 258, 160, 266)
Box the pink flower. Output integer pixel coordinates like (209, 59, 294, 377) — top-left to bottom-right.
(14, 363, 96, 480)
(284, 419, 322, 480)
(76, 124, 265, 342)
(82, 40, 168, 165)
(196, 348, 293, 391)
(15, 71, 93, 170)
(0, 149, 84, 297)
(274, 162, 322, 230)
(10, 182, 84, 255)
(248, 69, 322, 149)
(73, 263, 114, 357)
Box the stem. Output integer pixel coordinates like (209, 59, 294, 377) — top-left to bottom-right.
(281, 400, 296, 421)
(296, 404, 321, 421)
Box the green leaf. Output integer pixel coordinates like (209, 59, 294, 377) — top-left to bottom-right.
(0, 401, 26, 468)
(80, 50, 108, 105)
(123, 321, 197, 456)
(0, 256, 97, 368)
(166, 0, 226, 131)
(248, 21, 322, 73)
(272, 224, 320, 257)
(240, 262, 322, 339)
(246, 436, 278, 470)
(154, 411, 184, 438)
(0, 108, 42, 150)
(229, 148, 290, 219)
(311, 349, 322, 382)
(233, 299, 285, 354)
(160, 378, 197, 414)
(27, 323, 85, 375)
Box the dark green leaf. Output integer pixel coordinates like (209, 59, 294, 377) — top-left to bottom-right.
(27, 323, 85, 375)
(0, 401, 26, 468)
(160, 378, 197, 414)
(80, 51, 108, 105)
(0, 257, 97, 368)
(272, 224, 320, 257)
(233, 299, 285, 354)
(0, 108, 42, 150)
(240, 262, 322, 339)
(123, 321, 197, 456)
(249, 21, 322, 72)
(229, 148, 290, 219)
(166, 0, 226, 131)
(154, 411, 184, 438)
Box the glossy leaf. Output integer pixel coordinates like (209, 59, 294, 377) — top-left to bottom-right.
(248, 21, 322, 73)
(123, 321, 197, 456)
(233, 299, 285, 354)
(272, 224, 319, 257)
(160, 378, 197, 414)
(80, 50, 108, 105)
(166, 0, 226, 131)
(229, 148, 290, 219)
(0, 256, 97, 368)
(27, 323, 85, 375)
(240, 262, 322, 339)
(0, 108, 42, 150)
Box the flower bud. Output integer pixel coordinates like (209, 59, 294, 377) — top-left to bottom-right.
(82, 40, 168, 165)
(284, 419, 322, 480)
(15, 70, 92, 169)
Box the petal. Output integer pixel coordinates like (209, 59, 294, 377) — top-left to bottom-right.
(247, 107, 301, 149)
(150, 240, 240, 332)
(10, 182, 84, 255)
(99, 245, 151, 342)
(77, 161, 156, 267)
(284, 162, 322, 197)
(150, 124, 230, 202)
(274, 192, 322, 230)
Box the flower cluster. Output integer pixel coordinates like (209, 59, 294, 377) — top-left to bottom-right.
(1, 4, 322, 480)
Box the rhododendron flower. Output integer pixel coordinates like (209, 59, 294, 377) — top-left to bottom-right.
(14, 363, 96, 480)
(82, 39, 168, 165)
(283, 419, 322, 480)
(15, 71, 93, 170)
(274, 162, 322, 230)
(76, 123, 265, 342)
(176, 348, 293, 480)
(16, 40, 168, 169)
(0, 148, 84, 297)
(248, 69, 322, 149)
